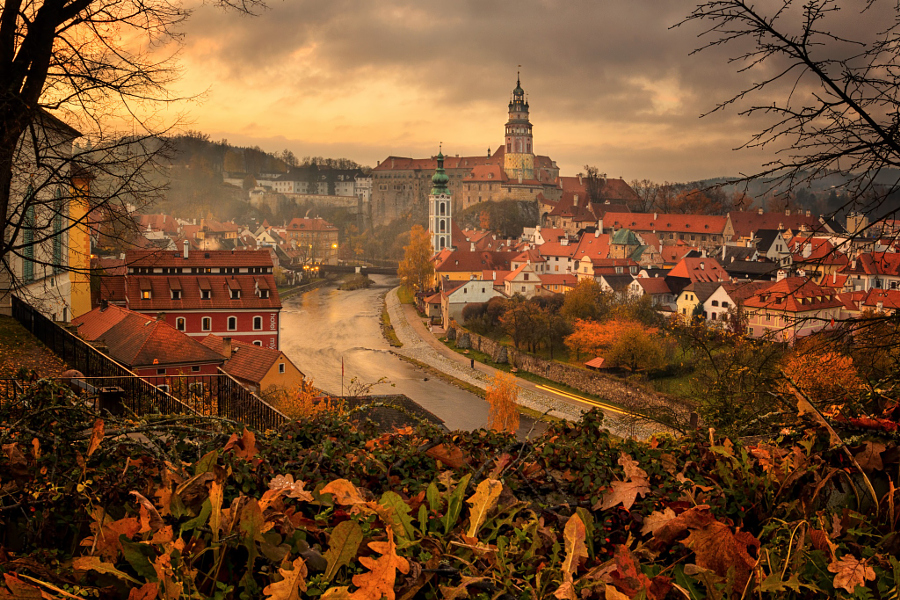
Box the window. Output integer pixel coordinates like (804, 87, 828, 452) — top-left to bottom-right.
(201, 289, 210, 299)
(176, 317, 185, 331)
(157, 368, 166, 375)
(278, 363, 285, 374)
(157, 384, 170, 393)
(252, 316, 262, 330)
(254, 340, 262, 346)
(711, 300, 719, 307)
(722, 302, 730, 308)
(192, 365, 200, 372)
(230, 289, 241, 299)
(171, 290, 181, 300)
(259, 289, 269, 299)
(227, 316, 237, 330)
(202, 317, 211, 331)
(142, 290, 151, 299)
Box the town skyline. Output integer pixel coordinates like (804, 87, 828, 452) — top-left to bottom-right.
(167, 0, 829, 182)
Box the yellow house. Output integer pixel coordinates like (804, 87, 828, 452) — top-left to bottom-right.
(200, 335, 304, 395)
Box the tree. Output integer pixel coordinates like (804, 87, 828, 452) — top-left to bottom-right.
(627, 179, 660, 212)
(583, 165, 607, 204)
(0, 0, 261, 307)
(679, 1, 900, 233)
(561, 279, 608, 322)
(485, 371, 519, 434)
(780, 345, 865, 409)
(564, 319, 661, 364)
(397, 225, 434, 294)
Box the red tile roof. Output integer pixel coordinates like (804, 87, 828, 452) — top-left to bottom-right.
(74, 305, 224, 368)
(127, 249, 275, 269)
(743, 277, 844, 313)
(861, 288, 900, 311)
(201, 335, 293, 385)
(634, 277, 672, 295)
(125, 274, 281, 311)
(434, 249, 514, 273)
(668, 257, 729, 283)
(789, 237, 849, 265)
(603, 212, 728, 234)
(844, 251, 900, 277)
(137, 213, 179, 234)
(572, 234, 611, 260)
(463, 164, 507, 182)
(728, 210, 820, 239)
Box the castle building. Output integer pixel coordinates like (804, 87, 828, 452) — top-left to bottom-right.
(370, 76, 562, 226)
(428, 151, 453, 253)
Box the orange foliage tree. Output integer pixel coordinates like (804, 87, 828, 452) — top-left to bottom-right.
(565, 319, 666, 371)
(780, 347, 865, 407)
(276, 379, 344, 421)
(485, 372, 519, 433)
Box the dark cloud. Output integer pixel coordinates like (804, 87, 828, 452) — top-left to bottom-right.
(177, 0, 890, 181)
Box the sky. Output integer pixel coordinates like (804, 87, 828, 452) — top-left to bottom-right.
(166, 0, 871, 182)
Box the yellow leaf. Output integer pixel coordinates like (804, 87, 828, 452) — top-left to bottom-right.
(72, 556, 140, 584)
(263, 556, 308, 600)
(350, 529, 409, 600)
(828, 555, 875, 594)
(86, 419, 104, 458)
(321, 479, 366, 505)
(560, 513, 588, 582)
(465, 479, 502, 538)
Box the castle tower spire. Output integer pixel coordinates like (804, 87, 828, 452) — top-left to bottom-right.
(503, 71, 534, 181)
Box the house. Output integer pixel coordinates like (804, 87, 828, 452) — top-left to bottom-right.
(200, 335, 304, 396)
(598, 274, 635, 298)
(73, 304, 225, 384)
(727, 209, 821, 243)
(503, 262, 543, 298)
(742, 276, 843, 343)
(600, 212, 732, 249)
(722, 259, 781, 281)
(433, 248, 515, 282)
(858, 288, 900, 315)
(753, 229, 792, 266)
(628, 277, 675, 309)
(539, 273, 578, 294)
(665, 256, 730, 296)
(576, 256, 639, 282)
(675, 281, 722, 319)
(120, 246, 282, 349)
(789, 236, 849, 281)
(703, 281, 772, 325)
(284, 217, 340, 264)
(536, 237, 579, 274)
(440, 278, 503, 326)
(841, 252, 900, 291)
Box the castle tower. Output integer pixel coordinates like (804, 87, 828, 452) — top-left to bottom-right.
(503, 73, 535, 181)
(429, 150, 453, 253)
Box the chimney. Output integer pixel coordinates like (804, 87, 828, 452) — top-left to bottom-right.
(851, 258, 857, 270)
(653, 212, 658, 221)
(806, 210, 811, 217)
(598, 218, 604, 235)
(594, 229, 600, 238)
(701, 248, 707, 258)
(578, 174, 583, 185)
(803, 243, 812, 259)
(832, 271, 837, 284)
(785, 209, 791, 216)
(699, 262, 705, 270)
(183, 239, 189, 259)
(777, 269, 786, 282)
(222, 337, 233, 359)
(391, 158, 395, 168)
(470, 242, 475, 251)
(100, 299, 109, 310)
(573, 194, 579, 207)
(757, 207, 764, 215)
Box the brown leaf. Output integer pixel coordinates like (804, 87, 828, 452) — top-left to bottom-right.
(425, 444, 465, 469)
(86, 419, 104, 458)
(682, 521, 760, 593)
(85, 512, 141, 562)
(2, 573, 42, 599)
(854, 441, 886, 472)
(127, 583, 159, 600)
(30, 438, 40, 460)
(594, 453, 651, 511)
(321, 479, 367, 505)
(263, 556, 308, 600)
(828, 555, 875, 594)
(439, 576, 490, 600)
(351, 529, 410, 600)
(650, 505, 716, 547)
(641, 507, 677, 537)
(608, 545, 661, 600)
(269, 474, 314, 502)
(131, 491, 163, 533)
(223, 427, 257, 459)
(465, 479, 502, 538)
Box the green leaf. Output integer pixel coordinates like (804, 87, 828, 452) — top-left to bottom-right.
(418, 503, 428, 535)
(575, 507, 595, 558)
(323, 520, 363, 582)
(379, 491, 415, 541)
(443, 473, 471, 535)
(73, 556, 141, 585)
(180, 499, 211, 536)
(119, 536, 157, 581)
(426, 482, 441, 512)
(194, 450, 218, 475)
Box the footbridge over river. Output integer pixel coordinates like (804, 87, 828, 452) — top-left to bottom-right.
(318, 264, 398, 276)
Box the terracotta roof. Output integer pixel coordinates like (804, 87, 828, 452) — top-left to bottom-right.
(538, 273, 577, 286)
(537, 240, 578, 259)
(789, 237, 849, 265)
(861, 288, 900, 311)
(603, 212, 728, 234)
(125, 274, 280, 311)
(481, 270, 512, 282)
(572, 234, 611, 260)
(634, 277, 671, 295)
(661, 243, 699, 264)
(536, 228, 566, 242)
(127, 249, 275, 269)
(201, 335, 294, 385)
(74, 305, 225, 368)
(836, 290, 867, 311)
(137, 214, 179, 234)
(667, 257, 729, 283)
(463, 164, 507, 182)
(822, 273, 850, 289)
(743, 277, 844, 312)
(719, 280, 773, 304)
(728, 210, 820, 239)
(681, 281, 722, 303)
(584, 357, 606, 369)
(843, 251, 900, 277)
(434, 249, 514, 273)
(372, 154, 499, 172)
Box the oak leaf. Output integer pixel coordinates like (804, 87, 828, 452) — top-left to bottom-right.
(223, 427, 257, 459)
(73, 556, 141, 584)
(608, 545, 669, 600)
(640, 507, 677, 536)
(439, 577, 491, 600)
(828, 555, 875, 594)
(263, 556, 308, 600)
(2, 573, 41, 599)
(269, 474, 314, 501)
(465, 479, 502, 538)
(127, 583, 159, 600)
(682, 520, 760, 593)
(84, 511, 141, 562)
(854, 441, 886, 472)
(593, 453, 650, 511)
(351, 529, 409, 600)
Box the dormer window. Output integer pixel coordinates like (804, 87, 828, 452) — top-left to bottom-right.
(230, 289, 240, 299)
(201, 290, 210, 299)
(142, 290, 152, 300)
(171, 290, 181, 300)
(259, 289, 269, 299)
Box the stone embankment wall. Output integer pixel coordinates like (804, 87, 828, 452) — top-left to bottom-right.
(448, 325, 694, 420)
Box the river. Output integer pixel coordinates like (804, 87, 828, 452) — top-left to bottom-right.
(279, 275, 492, 431)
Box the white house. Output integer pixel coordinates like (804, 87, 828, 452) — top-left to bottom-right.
(504, 262, 543, 298)
(441, 278, 503, 326)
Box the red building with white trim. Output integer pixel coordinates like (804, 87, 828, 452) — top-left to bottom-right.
(123, 246, 282, 349)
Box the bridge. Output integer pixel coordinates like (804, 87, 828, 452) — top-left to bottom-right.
(319, 264, 399, 276)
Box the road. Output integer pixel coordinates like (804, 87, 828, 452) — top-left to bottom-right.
(278, 275, 493, 431)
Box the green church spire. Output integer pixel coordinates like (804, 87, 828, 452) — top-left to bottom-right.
(431, 148, 449, 194)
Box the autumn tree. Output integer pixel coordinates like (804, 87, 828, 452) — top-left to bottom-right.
(397, 225, 434, 294)
(564, 319, 664, 371)
(485, 371, 519, 434)
(561, 279, 609, 322)
(780, 344, 866, 409)
(0, 0, 264, 303)
(500, 295, 539, 350)
(627, 179, 660, 212)
(583, 165, 607, 204)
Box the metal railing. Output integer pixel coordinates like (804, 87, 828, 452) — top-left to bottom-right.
(11, 297, 287, 430)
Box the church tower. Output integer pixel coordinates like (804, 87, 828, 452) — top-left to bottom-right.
(429, 150, 452, 253)
(503, 73, 535, 181)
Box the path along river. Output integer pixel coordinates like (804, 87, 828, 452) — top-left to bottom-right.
(279, 274, 492, 431)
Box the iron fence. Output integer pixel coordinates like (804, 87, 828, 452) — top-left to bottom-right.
(11, 297, 287, 430)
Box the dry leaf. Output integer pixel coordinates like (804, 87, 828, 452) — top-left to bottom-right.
(131, 491, 163, 533)
(854, 441, 886, 472)
(86, 419, 104, 458)
(350, 529, 410, 600)
(682, 520, 760, 594)
(321, 479, 366, 505)
(269, 474, 314, 501)
(263, 556, 308, 600)
(465, 479, 502, 538)
(560, 513, 588, 583)
(127, 583, 159, 600)
(439, 576, 490, 600)
(425, 444, 465, 468)
(223, 427, 257, 459)
(641, 507, 677, 536)
(594, 453, 651, 511)
(828, 555, 875, 594)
